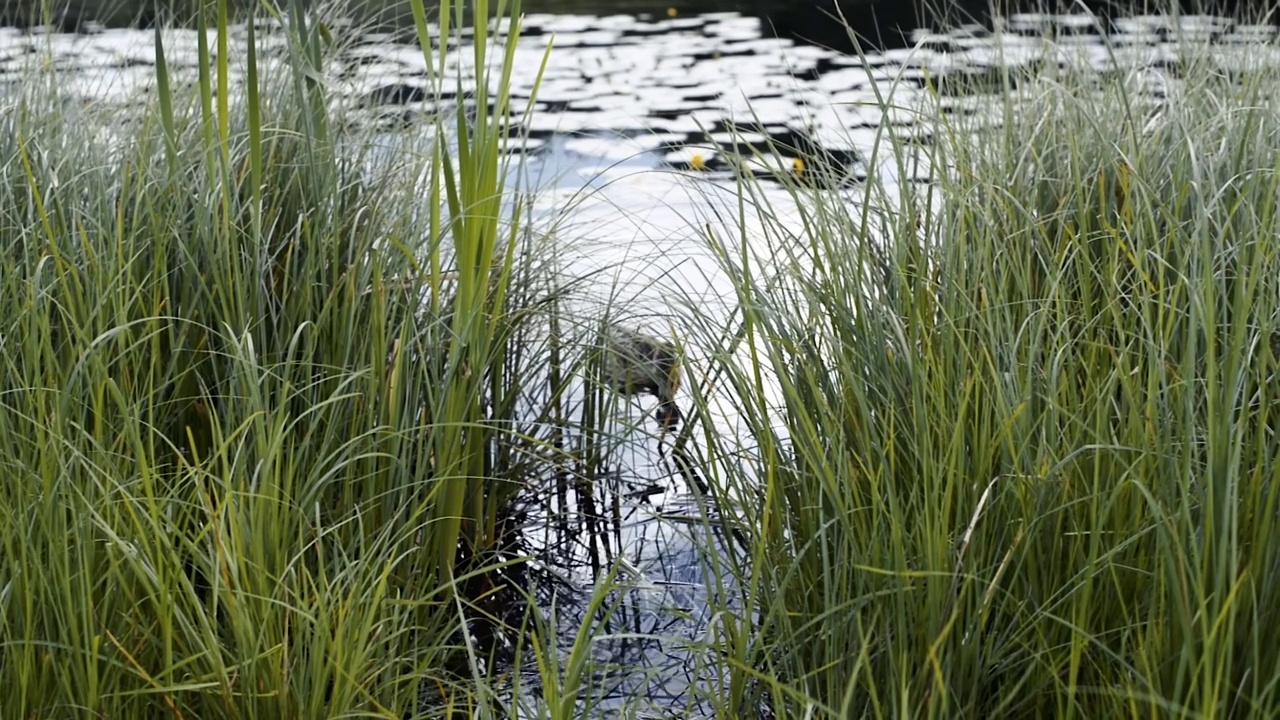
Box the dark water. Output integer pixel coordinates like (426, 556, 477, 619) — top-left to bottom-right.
(3, 0, 1267, 53)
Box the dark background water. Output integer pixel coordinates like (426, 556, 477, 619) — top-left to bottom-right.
(1, 0, 1270, 51)
(528, 0, 1269, 54)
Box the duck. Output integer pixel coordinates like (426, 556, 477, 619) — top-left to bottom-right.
(601, 326, 684, 430)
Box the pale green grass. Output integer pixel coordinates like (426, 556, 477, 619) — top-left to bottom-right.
(0, 0, 567, 715)
(669, 17, 1280, 719)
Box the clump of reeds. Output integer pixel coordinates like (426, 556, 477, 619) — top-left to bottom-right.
(0, 0, 573, 715)
(669, 10, 1280, 719)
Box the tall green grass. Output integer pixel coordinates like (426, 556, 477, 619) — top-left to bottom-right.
(678, 26, 1280, 720)
(0, 0, 565, 715)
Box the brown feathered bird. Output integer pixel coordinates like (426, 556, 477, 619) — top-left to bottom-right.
(602, 326, 683, 430)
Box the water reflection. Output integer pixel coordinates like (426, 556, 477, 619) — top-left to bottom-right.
(6, 0, 989, 54)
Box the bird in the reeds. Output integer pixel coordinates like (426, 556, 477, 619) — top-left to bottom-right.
(601, 326, 683, 431)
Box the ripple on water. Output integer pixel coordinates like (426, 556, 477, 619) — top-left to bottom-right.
(562, 134, 656, 162)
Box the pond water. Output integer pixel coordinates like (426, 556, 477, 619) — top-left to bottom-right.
(4, 5, 1278, 715)
(19, 0, 1261, 55)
